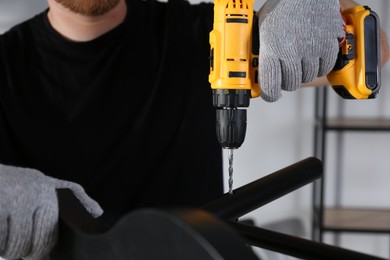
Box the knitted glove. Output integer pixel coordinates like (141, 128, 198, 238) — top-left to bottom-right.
(0, 163, 103, 260)
(257, 0, 345, 101)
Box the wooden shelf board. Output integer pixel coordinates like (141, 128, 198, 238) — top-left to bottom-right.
(323, 208, 390, 233)
(324, 118, 390, 131)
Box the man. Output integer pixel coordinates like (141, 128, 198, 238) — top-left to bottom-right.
(0, 0, 387, 259)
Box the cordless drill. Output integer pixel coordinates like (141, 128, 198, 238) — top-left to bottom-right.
(208, 3, 380, 192)
(209, 0, 259, 193)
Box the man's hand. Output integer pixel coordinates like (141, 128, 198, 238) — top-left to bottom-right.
(0, 164, 103, 260)
(257, 0, 345, 101)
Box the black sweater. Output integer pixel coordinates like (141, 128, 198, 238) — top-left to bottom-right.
(0, 0, 223, 221)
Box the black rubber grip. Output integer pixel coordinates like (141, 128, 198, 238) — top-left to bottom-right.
(215, 109, 247, 149)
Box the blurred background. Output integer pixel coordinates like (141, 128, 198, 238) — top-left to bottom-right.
(0, 0, 389, 259)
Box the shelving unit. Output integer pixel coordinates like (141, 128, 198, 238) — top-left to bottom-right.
(311, 87, 390, 251)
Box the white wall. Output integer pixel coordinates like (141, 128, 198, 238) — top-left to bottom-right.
(0, 0, 389, 259)
(0, 0, 47, 33)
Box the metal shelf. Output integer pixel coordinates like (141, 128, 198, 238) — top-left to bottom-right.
(312, 87, 390, 247)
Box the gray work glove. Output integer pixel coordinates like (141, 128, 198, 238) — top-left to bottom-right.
(257, 0, 345, 102)
(0, 163, 103, 260)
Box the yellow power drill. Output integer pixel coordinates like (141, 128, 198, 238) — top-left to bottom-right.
(209, 0, 259, 193)
(209, 3, 380, 192)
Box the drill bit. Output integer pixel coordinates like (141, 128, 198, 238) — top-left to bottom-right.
(228, 148, 234, 194)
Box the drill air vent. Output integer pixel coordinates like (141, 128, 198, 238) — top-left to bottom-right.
(226, 0, 249, 9)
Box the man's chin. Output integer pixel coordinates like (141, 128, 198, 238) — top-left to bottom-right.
(55, 0, 121, 16)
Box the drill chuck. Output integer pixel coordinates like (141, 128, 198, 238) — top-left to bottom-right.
(213, 89, 250, 149)
(216, 108, 247, 149)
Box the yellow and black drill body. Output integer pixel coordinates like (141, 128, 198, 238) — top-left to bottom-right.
(209, 4, 381, 151)
(209, 0, 260, 149)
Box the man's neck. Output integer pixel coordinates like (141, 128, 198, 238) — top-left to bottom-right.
(47, 0, 127, 42)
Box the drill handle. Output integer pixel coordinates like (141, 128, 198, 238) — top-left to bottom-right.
(328, 6, 381, 99)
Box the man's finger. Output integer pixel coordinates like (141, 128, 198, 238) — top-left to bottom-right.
(259, 55, 282, 102)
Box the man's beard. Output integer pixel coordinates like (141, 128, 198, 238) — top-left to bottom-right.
(55, 0, 121, 16)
